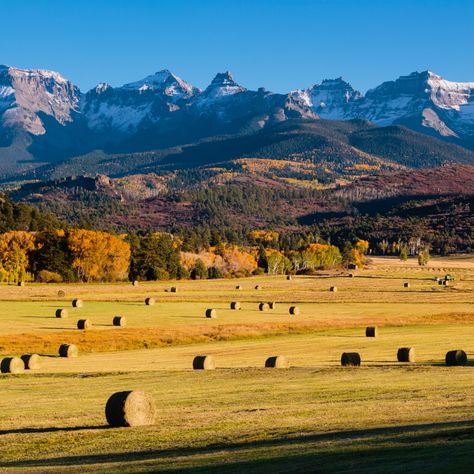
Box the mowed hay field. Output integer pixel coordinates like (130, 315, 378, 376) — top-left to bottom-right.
(1, 256, 474, 473)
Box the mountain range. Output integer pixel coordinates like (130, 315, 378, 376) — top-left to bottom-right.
(1, 65, 474, 179)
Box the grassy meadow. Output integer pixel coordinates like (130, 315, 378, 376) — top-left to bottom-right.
(0, 256, 473, 472)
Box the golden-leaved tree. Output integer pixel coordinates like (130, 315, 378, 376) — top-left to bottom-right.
(68, 229, 131, 281)
(0, 231, 36, 282)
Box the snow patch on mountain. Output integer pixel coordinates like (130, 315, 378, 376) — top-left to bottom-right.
(85, 101, 154, 132)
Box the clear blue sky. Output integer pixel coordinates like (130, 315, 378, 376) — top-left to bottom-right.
(3, 0, 472, 93)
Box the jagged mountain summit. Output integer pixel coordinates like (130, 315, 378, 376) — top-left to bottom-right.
(1, 64, 474, 178)
(292, 71, 474, 142)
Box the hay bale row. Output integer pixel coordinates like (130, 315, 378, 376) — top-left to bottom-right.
(59, 344, 78, 358)
(184, 348, 465, 369)
(105, 390, 156, 427)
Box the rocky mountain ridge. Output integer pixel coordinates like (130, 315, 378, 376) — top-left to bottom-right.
(1, 65, 474, 177)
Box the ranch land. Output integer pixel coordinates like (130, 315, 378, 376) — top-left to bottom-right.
(1, 256, 473, 473)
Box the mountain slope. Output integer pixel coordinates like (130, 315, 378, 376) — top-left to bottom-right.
(1, 65, 474, 179)
(11, 119, 474, 191)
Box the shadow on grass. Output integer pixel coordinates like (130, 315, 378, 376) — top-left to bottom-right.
(0, 425, 107, 435)
(38, 327, 75, 331)
(1, 420, 473, 472)
(24, 316, 56, 319)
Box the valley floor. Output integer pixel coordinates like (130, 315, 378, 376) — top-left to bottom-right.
(0, 256, 473, 472)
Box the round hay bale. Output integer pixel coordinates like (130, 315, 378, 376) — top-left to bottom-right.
(438, 280, 444, 286)
(0, 357, 24, 374)
(404, 282, 410, 288)
(255, 285, 262, 290)
(132, 280, 139, 286)
(145, 297, 155, 306)
(265, 355, 289, 369)
(105, 390, 156, 427)
(445, 350, 467, 366)
(21, 353, 41, 370)
(269, 302, 277, 310)
(259, 302, 270, 312)
(170, 287, 177, 293)
(72, 299, 83, 308)
(57, 290, 66, 298)
(113, 316, 126, 327)
(230, 301, 241, 310)
(56, 308, 68, 318)
(443, 280, 449, 286)
(330, 286, 337, 292)
(397, 347, 416, 363)
(193, 355, 215, 370)
(348, 273, 354, 278)
(236, 285, 243, 290)
(205, 308, 217, 318)
(77, 319, 92, 330)
(341, 352, 361, 366)
(59, 344, 78, 358)
(289, 306, 300, 316)
(286, 275, 292, 281)
(365, 326, 377, 337)
(17, 281, 25, 287)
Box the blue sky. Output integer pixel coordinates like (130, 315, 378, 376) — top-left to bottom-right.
(3, 0, 472, 93)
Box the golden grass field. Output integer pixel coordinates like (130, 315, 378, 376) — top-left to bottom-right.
(0, 256, 473, 473)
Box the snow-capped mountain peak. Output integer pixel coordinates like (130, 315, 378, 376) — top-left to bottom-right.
(202, 71, 247, 99)
(122, 69, 199, 100)
(291, 77, 362, 120)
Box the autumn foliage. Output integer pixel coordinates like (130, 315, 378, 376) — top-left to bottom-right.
(68, 230, 131, 281)
(0, 231, 36, 282)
